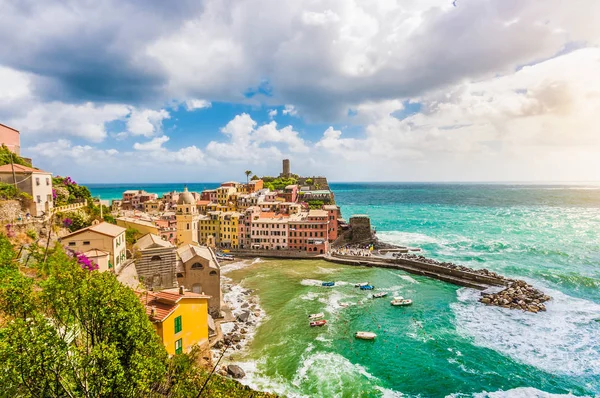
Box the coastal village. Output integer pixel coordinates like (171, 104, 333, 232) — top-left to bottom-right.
(0, 123, 552, 390)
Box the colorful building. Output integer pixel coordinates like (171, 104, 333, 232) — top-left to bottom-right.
(176, 187, 200, 245)
(176, 244, 222, 317)
(140, 287, 211, 356)
(0, 123, 20, 155)
(61, 222, 127, 271)
(0, 164, 54, 217)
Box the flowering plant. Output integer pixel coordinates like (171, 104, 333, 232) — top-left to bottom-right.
(52, 189, 57, 200)
(77, 253, 98, 271)
(63, 218, 73, 228)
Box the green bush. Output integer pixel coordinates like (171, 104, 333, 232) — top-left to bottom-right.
(0, 145, 31, 167)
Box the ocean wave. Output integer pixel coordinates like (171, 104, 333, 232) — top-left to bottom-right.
(451, 287, 600, 377)
(377, 230, 444, 246)
(221, 260, 254, 275)
(446, 387, 588, 397)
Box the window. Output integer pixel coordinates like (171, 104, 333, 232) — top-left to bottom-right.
(151, 255, 161, 261)
(36, 178, 40, 186)
(191, 262, 203, 270)
(83, 241, 90, 245)
(68, 242, 76, 246)
(174, 315, 182, 334)
(210, 270, 217, 276)
(175, 338, 183, 354)
(36, 195, 41, 203)
(46, 178, 50, 186)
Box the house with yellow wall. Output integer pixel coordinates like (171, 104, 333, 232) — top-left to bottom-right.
(60, 222, 127, 271)
(139, 287, 211, 355)
(219, 212, 240, 249)
(116, 216, 159, 236)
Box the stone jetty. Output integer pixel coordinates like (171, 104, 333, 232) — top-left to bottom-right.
(479, 279, 551, 313)
(328, 246, 552, 313)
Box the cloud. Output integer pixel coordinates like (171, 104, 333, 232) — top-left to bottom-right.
(268, 109, 277, 118)
(185, 99, 212, 111)
(133, 135, 170, 151)
(126, 108, 170, 137)
(282, 104, 297, 116)
(8, 102, 131, 143)
(206, 113, 308, 161)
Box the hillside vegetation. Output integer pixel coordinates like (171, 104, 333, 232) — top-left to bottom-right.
(0, 235, 276, 398)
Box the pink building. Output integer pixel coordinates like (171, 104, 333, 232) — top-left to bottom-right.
(0, 123, 20, 155)
(250, 212, 289, 250)
(288, 210, 329, 254)
(323, 205, 341, 241)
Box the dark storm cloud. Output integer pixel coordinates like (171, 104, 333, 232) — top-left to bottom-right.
(0, 0, 204, 104)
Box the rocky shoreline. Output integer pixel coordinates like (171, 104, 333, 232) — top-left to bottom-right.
(213, 262, 266, 380)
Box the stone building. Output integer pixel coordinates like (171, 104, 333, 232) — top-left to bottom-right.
(176, 244, 222, 317)
(133, 233, 178, 290)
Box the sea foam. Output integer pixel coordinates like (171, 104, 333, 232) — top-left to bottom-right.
(451, 287, 600, 377)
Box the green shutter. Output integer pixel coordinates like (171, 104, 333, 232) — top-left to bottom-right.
(174, 315, 182, 334)
(175, 338, 183, 354)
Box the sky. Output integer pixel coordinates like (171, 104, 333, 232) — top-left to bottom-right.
(1, 0, 599, 183)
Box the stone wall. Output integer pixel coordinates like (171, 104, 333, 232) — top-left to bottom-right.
(0, 200, 22, 220)
(348, 215, 373, 242)
(134, 247, 178, 290)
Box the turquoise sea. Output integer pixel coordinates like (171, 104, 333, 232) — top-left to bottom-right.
(89, 183, 600, 397)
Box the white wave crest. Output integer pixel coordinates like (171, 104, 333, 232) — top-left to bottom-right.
(446, 386, 588, 397)
(451, 287, 600, 377)
(221, 260, 253, 275)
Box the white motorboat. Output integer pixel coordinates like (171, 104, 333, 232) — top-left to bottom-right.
(372, 292, 388, 298)
(355, 282, 369, 287)
(308, 312, 325, 320)
(391, 296, 413, 306)
(355, 331, 377, 340)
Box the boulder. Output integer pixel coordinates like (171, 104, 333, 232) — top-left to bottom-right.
(237, 311, 250, 322)
(227, 364, 246, 379)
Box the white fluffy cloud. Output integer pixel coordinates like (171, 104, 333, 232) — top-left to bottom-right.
(185, 99, 212, 111)
(133, 135, 170, 151)
(126, 109, 170, 137)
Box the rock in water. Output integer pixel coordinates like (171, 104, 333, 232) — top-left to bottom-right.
(227, 364, 246, 379)
(237, 310, 251, 322)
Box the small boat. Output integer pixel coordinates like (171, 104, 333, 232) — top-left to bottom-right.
(339, 302, 350, 308)
(360, 285, 375, 290)
(355, 282, 369, 287)
(355, 331, 377, 340)
(372, 292, 388, 298)
(322, 281, 335, 287)
(310, 320, 327, 327)
(216, 253, 235, 261)
(391, 296, 413, 306)
(308, 312, 324, 320)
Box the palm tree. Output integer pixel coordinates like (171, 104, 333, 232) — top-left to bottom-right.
(245, 170, 252, 185)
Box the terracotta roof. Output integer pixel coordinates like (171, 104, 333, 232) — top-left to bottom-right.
(0, 164, 47, 173)
(138, 289, 210, 322)
(62, 222, 126, 239)
(196, 200, 211, 205)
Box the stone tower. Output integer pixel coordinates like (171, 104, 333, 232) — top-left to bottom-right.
(282, 159, 290, 177)
(176, 186, 199, 245)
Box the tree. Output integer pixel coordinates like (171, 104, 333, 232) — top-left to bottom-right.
(244, 170, 252, 185)
(305, 178, 313, 186)
(0, 242, 168, 397)
(250, 175, 260, 181)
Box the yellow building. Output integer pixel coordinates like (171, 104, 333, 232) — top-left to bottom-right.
(116, 216, 159, 236)
(61, 222, 127, 271)
(144, 200, 162, 213)
(219, 211, 240, 249)
(140, 287, 211, 355)
(216, 186, 236, 205)
(199, 212, 220, 245)
(176, 187, 200, 245)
